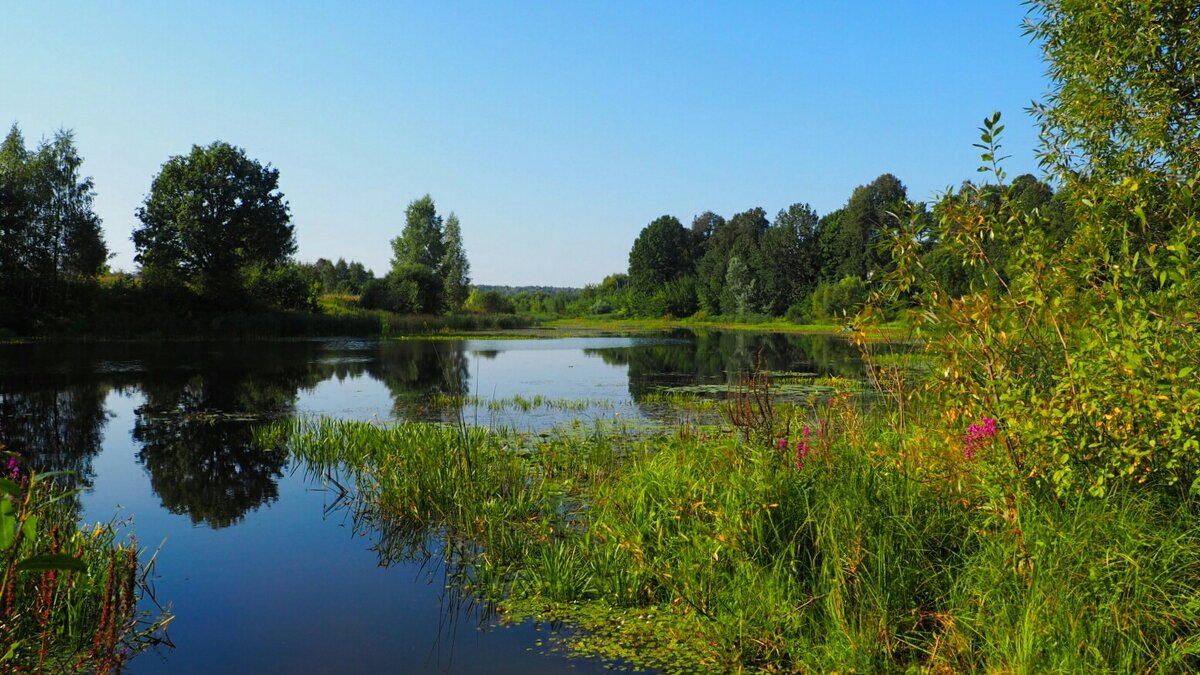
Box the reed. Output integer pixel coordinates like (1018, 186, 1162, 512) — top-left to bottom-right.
(0, 457, 173, 672)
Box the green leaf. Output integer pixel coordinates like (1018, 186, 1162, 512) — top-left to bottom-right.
(16, 553, 88, 573)
(0, 477, 20, 497)
(0, 499, 13, 550)
(1, 638, 21, 663)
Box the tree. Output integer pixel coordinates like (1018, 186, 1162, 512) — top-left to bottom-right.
(815, 208, 845, 283)
(312, 257, 375, 294)
(133, 141, 294, 302)
(0, 126, 33, 295)
(722, 256, 755, 316)
(0, 125, 107, 327)
(391, 195, 444, 273)
(695, 208, 769, 314)
(466, 288, 515, 314)
(753, 203, 820, 315)
(1026, 0, 1200, 181)
(32, 131, 107, 280)
(627, 215, 692, 297)
(690, 211, 725, 261)
(440, 212, 471, 312)
(833, 174, 907, 280)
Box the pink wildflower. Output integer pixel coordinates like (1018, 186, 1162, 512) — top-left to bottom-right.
(963, 416, 997, 460)
(795, 437, 812, 470)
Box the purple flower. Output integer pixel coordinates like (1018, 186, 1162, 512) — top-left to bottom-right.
(963, 416, 998, 460)
(5, 457, 19, 480)
(795, 438, 812, 470)
(777, 438, 788, 450)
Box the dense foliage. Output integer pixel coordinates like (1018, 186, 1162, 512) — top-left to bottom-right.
(133, 141, 297, 306)
(0, 126, 107, 331)
(360, 195, 474, 315)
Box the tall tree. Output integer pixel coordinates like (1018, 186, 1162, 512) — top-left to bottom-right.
(0, 125, 106, 326)
(0, 126, 32, 293)
(627, 215, 692, 296)
(753, 203, 819, 315)
(697, 207, 769, 314)
(834, 174, 907, 280)
(33, 130, 107, 279)
(440, 212, 471, 312)
(815, 208, 845, 283)
(391, 194, 444, 273)
(133, 141, 294, 301)
(689, 211, 725, 262)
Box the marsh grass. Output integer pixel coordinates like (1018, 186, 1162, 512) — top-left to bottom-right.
(269, 402, 1200, 672)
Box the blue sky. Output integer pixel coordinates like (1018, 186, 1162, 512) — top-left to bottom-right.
(3, 2, 1048, 287)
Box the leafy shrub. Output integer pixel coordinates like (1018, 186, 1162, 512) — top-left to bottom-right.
(244, 263, 320, 312)
(811, 276, 867, 320)
(878, 113, 1200, 497)
(466, 289, 516, 314)
(589, 299, 613, 315)
(785, 301, 811, 324)
(643, 276, 698, 318)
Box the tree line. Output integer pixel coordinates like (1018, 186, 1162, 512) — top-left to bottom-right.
(0, 124, 1077, 332)
(571, 170, 1071, 322)
(0, 130, 473, 332)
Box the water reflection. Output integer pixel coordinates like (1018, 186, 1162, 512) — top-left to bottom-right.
(586, 330, 863, 401)
(369, 340, 469, 422)
(0, 331, 862, 531)
(0, 332, 864, 672)
(0, 377, 110, 488)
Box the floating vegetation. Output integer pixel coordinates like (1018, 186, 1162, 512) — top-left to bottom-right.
(658, 380, 841, 399)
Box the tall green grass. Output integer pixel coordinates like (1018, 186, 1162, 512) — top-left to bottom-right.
(269, 409, 1200, 672)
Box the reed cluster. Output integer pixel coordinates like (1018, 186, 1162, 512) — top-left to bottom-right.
(0, 456, 172, 672)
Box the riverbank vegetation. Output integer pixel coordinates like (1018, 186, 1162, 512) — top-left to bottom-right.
(1, 451, 172, 671)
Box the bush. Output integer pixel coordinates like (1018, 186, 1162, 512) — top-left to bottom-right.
(784, 301, 811, 324)
(360, 265, 442, 315)
(589, 299, 613, 315)
(244, 263, 320, 312)
(811, 276, 868, 320)
(465, 289, 516, 314)
(645, 276, 699, 318)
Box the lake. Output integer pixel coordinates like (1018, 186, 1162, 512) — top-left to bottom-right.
(0, 331, 861, 673)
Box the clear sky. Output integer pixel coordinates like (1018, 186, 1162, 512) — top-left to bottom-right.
(2, 2, 1048, 287)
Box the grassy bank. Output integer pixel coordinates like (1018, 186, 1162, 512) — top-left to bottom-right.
(269, 388, 1200, 672)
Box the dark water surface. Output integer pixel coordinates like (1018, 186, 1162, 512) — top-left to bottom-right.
(0, 332, 860, 673)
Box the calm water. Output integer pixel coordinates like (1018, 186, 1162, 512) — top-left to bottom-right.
(0, 332, 861, 673)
